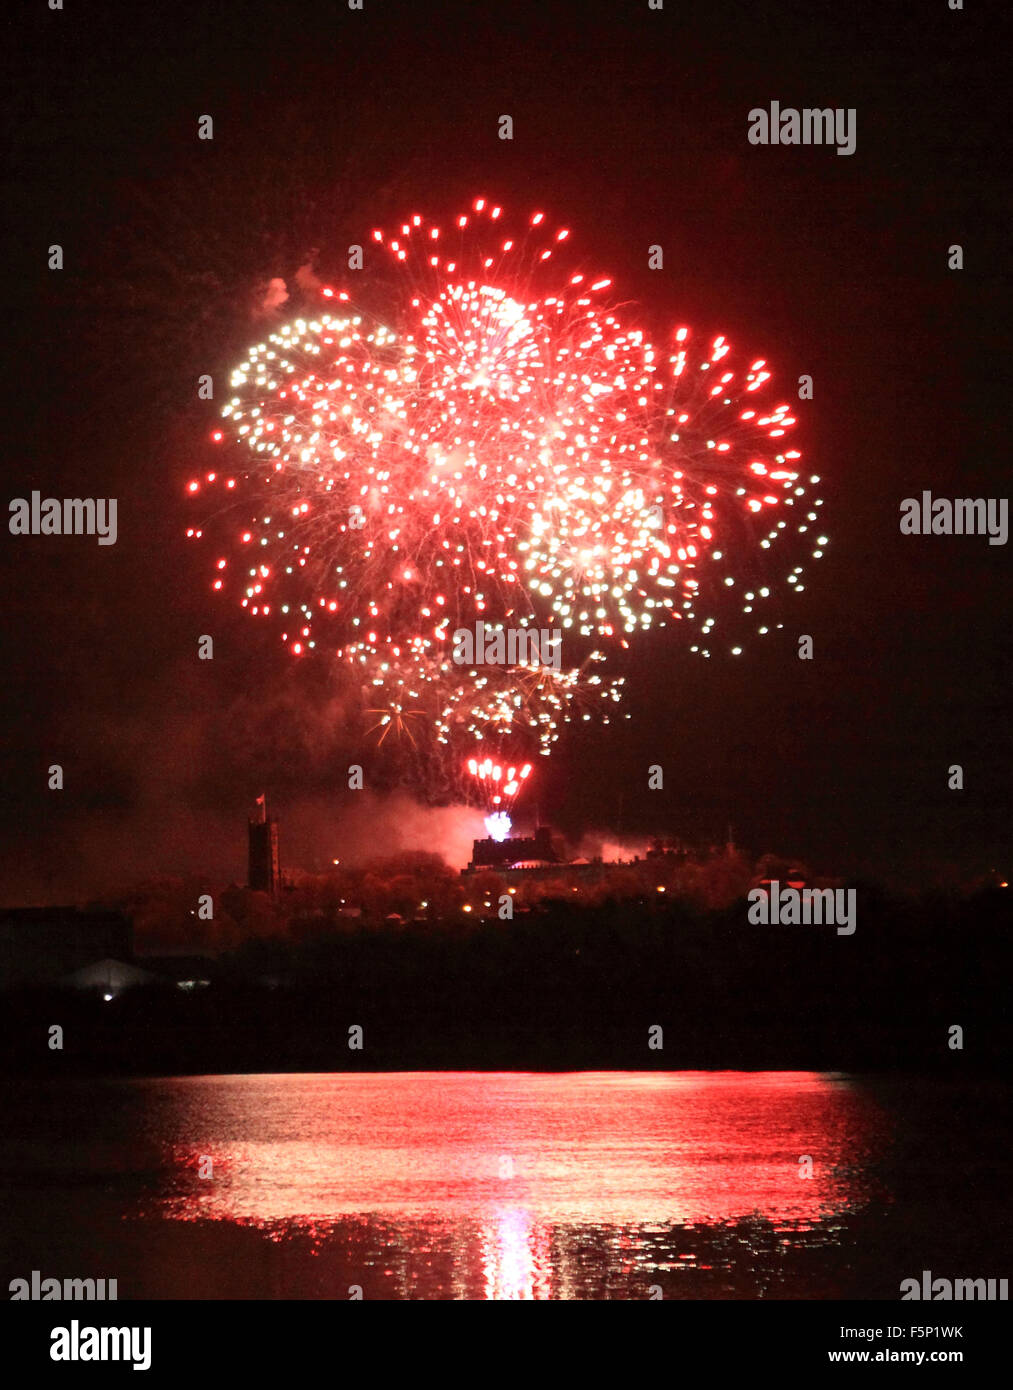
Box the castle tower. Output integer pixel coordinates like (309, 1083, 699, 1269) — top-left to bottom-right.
(248, 795, 280, 896)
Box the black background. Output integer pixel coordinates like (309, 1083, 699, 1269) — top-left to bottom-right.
(2, 0, 1009, 898)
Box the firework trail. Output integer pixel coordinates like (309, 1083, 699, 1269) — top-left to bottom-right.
(188, 200, 826, 825)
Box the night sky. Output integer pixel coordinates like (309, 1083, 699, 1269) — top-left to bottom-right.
(2, 0, 1008, 900)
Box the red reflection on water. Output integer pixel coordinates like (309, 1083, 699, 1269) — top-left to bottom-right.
(481, 1208, 553, 1300)
(155, 1072, 887, 1236)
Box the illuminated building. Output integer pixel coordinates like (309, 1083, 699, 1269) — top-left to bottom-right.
(468, 826, 560, 871)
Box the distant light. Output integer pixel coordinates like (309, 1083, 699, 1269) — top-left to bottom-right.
(462, 904, 472, 913)
(102, 992, 114, 1002)
(656, 886, 665, 893)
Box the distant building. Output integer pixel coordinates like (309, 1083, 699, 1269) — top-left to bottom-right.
(0, 908, 132, 989)
(468, 826, 560, 871)
(462, 828, 755, 895)
(248, 796, 280, 896)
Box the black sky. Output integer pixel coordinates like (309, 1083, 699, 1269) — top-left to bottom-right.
(2, 0, 1009, 899)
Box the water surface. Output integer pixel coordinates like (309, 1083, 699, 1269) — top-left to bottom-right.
(1, 1071, 1006, 1299)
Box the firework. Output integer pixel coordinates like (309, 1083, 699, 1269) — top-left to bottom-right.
(466, 758, 532, 840)
(188, 200, 826, 820)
